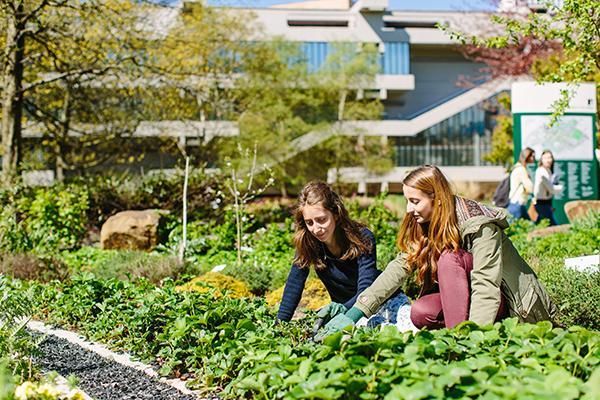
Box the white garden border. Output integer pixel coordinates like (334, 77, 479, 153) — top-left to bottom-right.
(28, 320, 200, 397)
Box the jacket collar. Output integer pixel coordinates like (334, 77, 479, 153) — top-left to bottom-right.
(455, 196, 509, 238)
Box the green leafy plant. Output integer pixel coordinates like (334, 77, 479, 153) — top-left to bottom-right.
(60, 246, 184, 284)
(10, 271, 597, 399)
(0, 276, 38, 382)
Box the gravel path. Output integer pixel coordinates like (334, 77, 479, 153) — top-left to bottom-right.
(35, 334, 200, 400)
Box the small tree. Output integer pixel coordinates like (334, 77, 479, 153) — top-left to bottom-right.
(223, 143, 274, 266)
(444, 0, 600, 120)
(483, 93, 513, 166)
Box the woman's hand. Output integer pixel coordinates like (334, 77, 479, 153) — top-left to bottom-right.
(313, 314, 355, 342)
(312, 302, 347, 334)
(313, 306, 364, 341)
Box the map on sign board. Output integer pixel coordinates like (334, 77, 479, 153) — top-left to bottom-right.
(521, 115, 594, 160)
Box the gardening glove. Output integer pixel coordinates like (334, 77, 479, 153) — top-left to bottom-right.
(312, 302, 347, 334)
(313, 307, 364, 342)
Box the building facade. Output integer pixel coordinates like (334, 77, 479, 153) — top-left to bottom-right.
(221, 0, 529, 190)
(18, 0, 555, 189)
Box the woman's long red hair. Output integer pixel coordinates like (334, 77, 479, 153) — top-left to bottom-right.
(397, 165, 460, 289)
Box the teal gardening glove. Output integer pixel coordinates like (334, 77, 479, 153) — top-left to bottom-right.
(312, 302, 348, 334)
(313, 306, 365, 342)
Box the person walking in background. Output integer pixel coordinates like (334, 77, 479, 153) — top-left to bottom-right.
(507, 147, 535, 220)
(314, 165, 556, 339)
(534, 150, 563, 226)
(276, 181, 380, 323)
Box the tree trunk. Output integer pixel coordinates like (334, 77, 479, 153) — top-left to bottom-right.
(55, 86, 71, 182)
(1, 2, 25, 183)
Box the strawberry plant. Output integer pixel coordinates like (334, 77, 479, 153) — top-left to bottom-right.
(10, 273, 598, 399)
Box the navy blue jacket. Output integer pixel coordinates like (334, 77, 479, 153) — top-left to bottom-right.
(276, 228, 380, 321)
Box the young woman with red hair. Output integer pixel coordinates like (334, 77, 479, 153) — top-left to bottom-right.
(316, 165, 556, 338)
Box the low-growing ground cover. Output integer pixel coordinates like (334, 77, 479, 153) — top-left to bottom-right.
(2, 177, 599, 399)
(5, 274, 598, 399)
(0, 276, 88, 400)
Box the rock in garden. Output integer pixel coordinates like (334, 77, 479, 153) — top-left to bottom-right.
(527, 224, 570, 239)
(564, 200, 600, 223)
(100, 210, 167, 251)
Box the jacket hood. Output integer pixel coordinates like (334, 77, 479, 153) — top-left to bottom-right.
(455, 196, 509, 239)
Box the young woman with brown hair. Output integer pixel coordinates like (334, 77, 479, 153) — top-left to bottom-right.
(276, 181, 381, 322)
(315, 165, 556, 337)
(534, 150, 563, 226)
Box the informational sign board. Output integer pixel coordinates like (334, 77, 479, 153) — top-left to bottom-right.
(512, 82, 598, 224)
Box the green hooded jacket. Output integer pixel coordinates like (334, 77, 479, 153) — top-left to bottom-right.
(354, 197, 557, 326)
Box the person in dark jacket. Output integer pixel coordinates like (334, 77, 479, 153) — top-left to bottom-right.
(276, 181, 380, 323)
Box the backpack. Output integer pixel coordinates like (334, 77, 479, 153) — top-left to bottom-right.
(492, 175, 511, 208)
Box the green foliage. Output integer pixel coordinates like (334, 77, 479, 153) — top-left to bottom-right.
(0, 184, 89, 254)
(483, 94, 513, 166)
(539, 262, 600, 329)
(232, 320, 599, 400)
(60, 246, 184, 284)
(223, 221, 295, 295)
(507, 212, 600, 330)
(445, 0, 600, 121)
(0, 205, 31, 254)
(0, 364, 17, 400)
(158, 215, 238, 268)
(514, 214, 600, 261)
(0, 276, 38, 382)
(347, 195, 401, 269)
(78, 169, 222, 227)
(246, 198, 295, 228)
(11, 274, 600, 399)
(23, 186, 89, 252)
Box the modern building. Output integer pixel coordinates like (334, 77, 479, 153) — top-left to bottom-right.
(19, 0, 556, 192)
(211, 0, 540, 193)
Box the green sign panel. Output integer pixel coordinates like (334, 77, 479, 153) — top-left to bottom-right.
(513, 113, 598, 224)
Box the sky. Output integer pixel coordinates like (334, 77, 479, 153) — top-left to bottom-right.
(206, 0, 497, 11)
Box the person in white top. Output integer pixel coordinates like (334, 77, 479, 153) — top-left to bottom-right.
(534, 150, 563, 226)
(507, 147, 535, 220)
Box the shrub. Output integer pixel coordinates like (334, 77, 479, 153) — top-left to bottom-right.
(266, 277, 329, 312)
(508, 212, 600, 330)
(157, 215, 237, 262)
(0, 276, 38, 381)
(22, 186, 89, 252)
(0, 205, 31, 254)
(177, 272, 252, 299)
(0, 184, 89, 254)
(539, 263, 600, 330)
(0, 253, 68, 283)
(78, 169, 224, 228)
(223, 260, 289, 297)
(222, 221, 295, 295)
(61, 247, 184, 284)
(347, 194, 401, 268)
(245, 197, 295, 228)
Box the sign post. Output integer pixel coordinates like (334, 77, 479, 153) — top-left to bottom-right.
(512, 82, 598, 224)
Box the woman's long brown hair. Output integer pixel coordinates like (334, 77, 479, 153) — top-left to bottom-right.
(293, 181, 372, 269)
(397, 166, 460, 289)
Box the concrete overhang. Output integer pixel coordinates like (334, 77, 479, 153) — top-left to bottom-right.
(22, 120, 239, 142)
(328, 166, 507, 184)
(375, 74, 415, 91)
